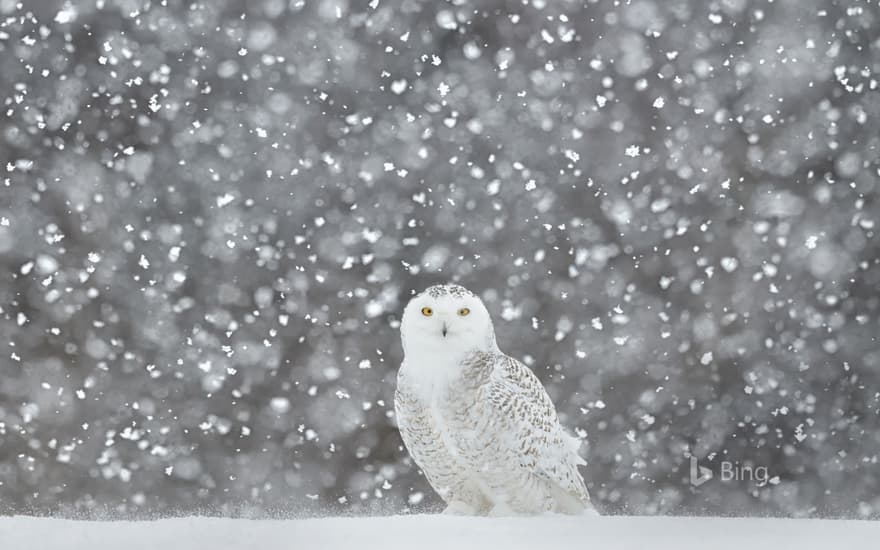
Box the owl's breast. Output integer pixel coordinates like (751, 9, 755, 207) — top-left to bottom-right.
(400, 351, 478, 402)
(433, 384, 504, 459)
(400, 351, 502, 458)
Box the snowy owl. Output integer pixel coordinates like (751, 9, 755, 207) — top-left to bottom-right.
(394, 284, 591, 515)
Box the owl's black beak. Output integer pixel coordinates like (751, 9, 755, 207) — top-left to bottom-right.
(441, 322, 448, 338)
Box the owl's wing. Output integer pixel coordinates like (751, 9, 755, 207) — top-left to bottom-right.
(394, 368, 462, 503)
(478, 351, 590, 504)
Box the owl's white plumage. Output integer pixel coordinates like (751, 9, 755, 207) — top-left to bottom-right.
(394, 284, 591, 515)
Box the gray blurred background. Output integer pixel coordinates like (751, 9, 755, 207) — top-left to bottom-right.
(0, 0, 878, 519)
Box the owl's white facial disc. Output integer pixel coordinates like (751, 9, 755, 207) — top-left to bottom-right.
(400, 284, 498, 363)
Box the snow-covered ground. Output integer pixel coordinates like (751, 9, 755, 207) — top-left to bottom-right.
(1, 514, 878, 550)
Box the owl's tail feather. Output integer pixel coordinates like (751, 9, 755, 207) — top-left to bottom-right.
(551, 483, 596, 515)
(567, 433, 587, 465)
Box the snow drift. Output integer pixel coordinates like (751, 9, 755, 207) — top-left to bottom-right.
(1, 514, 878, 550)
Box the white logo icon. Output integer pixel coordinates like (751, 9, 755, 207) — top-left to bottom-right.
(689, 456, 713, 487)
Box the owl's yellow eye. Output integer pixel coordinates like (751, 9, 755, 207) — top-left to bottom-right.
(421, 307, 433, 316)
(458, 308, 470, 316)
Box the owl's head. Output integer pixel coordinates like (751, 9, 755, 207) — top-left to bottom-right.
(400, 284, 498, 357)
